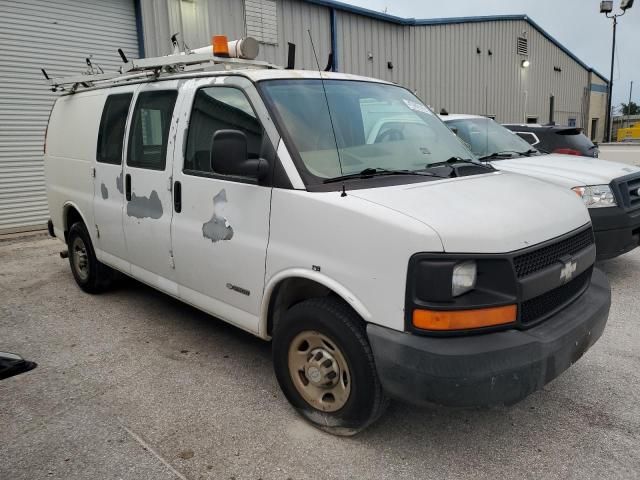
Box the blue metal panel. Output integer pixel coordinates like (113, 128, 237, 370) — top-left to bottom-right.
(330, 7, 337, 71)
(134, 0, 146, 58)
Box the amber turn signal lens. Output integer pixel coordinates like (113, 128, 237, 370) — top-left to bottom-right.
(412, 305, 517, 331)
(213, 35, 229, 56)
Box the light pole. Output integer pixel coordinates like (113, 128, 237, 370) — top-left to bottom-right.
(627, 80, 634, 128)
(600, 0, 634, 142)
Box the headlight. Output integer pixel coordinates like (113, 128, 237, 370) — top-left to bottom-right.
(452, 260, 477, 296)
(572, 185, 617, 208)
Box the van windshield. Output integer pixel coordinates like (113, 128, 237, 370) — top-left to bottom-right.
(259, 79, 475, 185)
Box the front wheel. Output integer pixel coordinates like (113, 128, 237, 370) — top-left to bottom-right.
(272, 297, 388, 436)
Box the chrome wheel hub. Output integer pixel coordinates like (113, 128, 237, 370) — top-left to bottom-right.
(71, 237, 89, 281)
(288, 331, 351, 412)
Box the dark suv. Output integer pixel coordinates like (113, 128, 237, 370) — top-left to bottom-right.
(503, 124, 599, 158)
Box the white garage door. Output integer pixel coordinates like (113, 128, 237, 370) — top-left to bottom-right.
(0, 0, 140, 233)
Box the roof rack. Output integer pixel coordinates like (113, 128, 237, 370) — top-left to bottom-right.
(43, 37, 281, 93)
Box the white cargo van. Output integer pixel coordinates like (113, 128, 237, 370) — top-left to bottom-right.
(44, 46, 611, 435)
(441, 114, 640, 260)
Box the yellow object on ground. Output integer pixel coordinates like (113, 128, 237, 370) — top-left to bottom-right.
(617, 123, 640, 142)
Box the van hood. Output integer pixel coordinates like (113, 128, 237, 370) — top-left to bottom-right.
(349, 171, 590, 254)
(493, 154, 640, 188)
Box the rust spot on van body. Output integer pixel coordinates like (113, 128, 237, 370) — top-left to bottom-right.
(116, 172, 123, 194)
(127, 191, 163, 219)
(202, 189, 234, 242)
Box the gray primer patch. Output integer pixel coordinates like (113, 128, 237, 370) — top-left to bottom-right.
(100, 183, 109, 199)
(202, 189, 234, 242)
(127, 191, 163, 219)
(116, 172, 123, 194)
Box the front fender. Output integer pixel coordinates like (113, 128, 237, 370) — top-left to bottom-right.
(260, 268, 373, 338)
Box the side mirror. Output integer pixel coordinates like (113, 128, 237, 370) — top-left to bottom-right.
(210, 130, 269, 180)
(449, 126, 459, 136)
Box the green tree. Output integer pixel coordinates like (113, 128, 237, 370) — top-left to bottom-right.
(621, 101, 639, 115)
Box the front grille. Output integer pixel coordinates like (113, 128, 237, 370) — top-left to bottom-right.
(513, 228, 594, 278)
(619, 175, 640, 210)
(520, 267, 592, 325)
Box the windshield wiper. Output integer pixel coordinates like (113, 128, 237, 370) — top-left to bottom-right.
(426, 156, 476, 168)
(423, 156, 496, 174)
(323, 167, 445, 184)
(478, 150, 535, 161)
(519, 148, 540, 156)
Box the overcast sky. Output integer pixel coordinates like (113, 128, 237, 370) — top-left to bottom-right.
(341, 0, 639, 109)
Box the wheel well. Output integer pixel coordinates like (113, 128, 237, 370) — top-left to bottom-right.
(63, 206, 83, 242)
(267, 277, 335, 336)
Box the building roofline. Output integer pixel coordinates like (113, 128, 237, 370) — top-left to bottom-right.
(303, 1, 609, 84)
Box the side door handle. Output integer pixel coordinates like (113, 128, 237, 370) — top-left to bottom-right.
(125, 174, 131, 201)
(174, 181, 182, 213)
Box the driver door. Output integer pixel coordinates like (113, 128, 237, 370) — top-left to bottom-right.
(170, 78, 273, 333)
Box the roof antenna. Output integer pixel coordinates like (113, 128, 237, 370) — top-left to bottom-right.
(308, 29, 346, 197)
(171, 32, 181, 54)
(324, 52, 334, 72)
(286, 42, 296, 69)
(117, 48, 129, 64)
(85, 55, 104, 74)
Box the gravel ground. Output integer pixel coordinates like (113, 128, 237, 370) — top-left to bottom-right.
(1, 233, 639, 480)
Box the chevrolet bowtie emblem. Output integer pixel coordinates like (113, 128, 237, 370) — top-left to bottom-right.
(560, 259, 577, 283)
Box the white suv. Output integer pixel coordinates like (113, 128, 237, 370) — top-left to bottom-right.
(45, 65, 610, 434)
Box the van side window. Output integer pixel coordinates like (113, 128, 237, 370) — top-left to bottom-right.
(185, 87, 262, 174)
(97, 93, 132, 164)
(127, 91, 178, 170)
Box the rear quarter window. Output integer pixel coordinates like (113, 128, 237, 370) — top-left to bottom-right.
(97, 93, 132, 164)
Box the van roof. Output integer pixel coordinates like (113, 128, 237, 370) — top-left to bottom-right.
(48, 58, 391, 95)
(173, 68, 391, 84)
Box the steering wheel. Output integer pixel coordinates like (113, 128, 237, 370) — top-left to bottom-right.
(375, 128, 404, 143)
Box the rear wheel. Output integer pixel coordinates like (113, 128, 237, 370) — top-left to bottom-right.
(67, 222, 113, 293)
(272, 297, 388, 436)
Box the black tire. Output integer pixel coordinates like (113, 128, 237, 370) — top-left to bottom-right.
(272, 296, 388, 436)
(67, 222, 113, 293)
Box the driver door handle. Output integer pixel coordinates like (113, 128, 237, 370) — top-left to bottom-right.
(174, 181, 182, 213)
(125, 174, 131, 201)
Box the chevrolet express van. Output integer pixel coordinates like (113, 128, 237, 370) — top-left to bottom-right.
(45, 57, 611, 434)
(441, 114, 640, 260)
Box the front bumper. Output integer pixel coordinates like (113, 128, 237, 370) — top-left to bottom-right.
(367, 268, 611, 407)
(590, 206, 640, 260)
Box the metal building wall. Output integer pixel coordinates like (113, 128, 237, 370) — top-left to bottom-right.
(140, 0, 331, 69)
(588, 74, 608, 142)
(0, 0, 140, 233)
(335, 10, 411, 87)
(139, 2, 592, 128)
(336, 13, 590, 126)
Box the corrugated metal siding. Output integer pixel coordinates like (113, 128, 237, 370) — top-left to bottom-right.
(0, 0, 139, 233)
(336, 10, 409, 86)
(258, 0, 331, 68)
(337, 16, 589, 126)
(140, 1, 591, 125)
(588, 74, 608, 142)
(141, 0, 331, 69)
